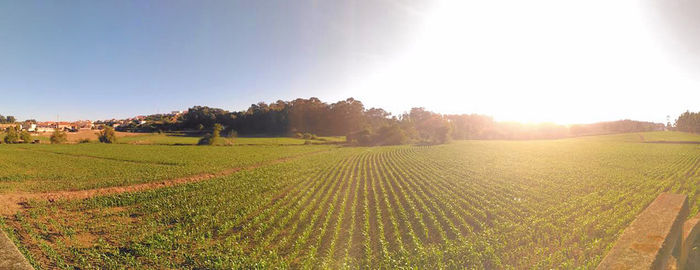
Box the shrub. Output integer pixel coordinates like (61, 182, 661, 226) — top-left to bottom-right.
(198, 134, 214, 145)
(212, 124, 222, 138)
(294, 132, 303, 139)
(20, 130, 32, 143)
(302, 133, 318, 140)
(98, 126, 117, 143)
(3, 126, 20, 144)
(375, 124, 408, 146)
(346, 125, 408, 146)
(50, 129, 67, 144)
(347, 129, 373, 146)
(223, 129, 238, 138)
(198, 124, 226, 146)
(79, 138, 91, 144)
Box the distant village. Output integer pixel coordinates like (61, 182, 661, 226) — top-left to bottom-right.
(0, 111, 186, 133)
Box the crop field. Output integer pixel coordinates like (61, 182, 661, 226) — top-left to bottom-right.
(1, 132, 699, 269)
(0, 143, 333, 192)
(94, 133, 345, 146)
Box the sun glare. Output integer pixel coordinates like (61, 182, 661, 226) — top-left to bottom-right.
(351, 0, 697, 125)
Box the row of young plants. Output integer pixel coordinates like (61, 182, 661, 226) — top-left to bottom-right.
(3, 135, 700, 268)
(0, 143, 333, 192)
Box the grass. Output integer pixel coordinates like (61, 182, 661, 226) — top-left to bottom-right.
(0, 143, 334, 192)
(1, 132, 699, 268)
(115, 133, 344, 145)
(638, 130, 700, 142)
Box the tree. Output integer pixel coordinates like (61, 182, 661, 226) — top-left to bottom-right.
(212, 123, 222, 138)
(374, 124, 408, 145)
(3, 126, 19, 144)
(6, 116, 16, 123)
(198, 124, 225, 145)
(182, 106, 230, 129)
(328, 98, 365, 135)
(675, 111, 700, 133)
(402, 108, 452, 144)
(98, 126, 117, 143)
(50, 129, 67, 144)
(20, 130, 32, 143)
(347, 128, 373, 146)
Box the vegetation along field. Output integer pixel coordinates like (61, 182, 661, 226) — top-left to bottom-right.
(1, 131, 699, 269)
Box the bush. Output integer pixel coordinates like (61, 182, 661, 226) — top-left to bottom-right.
(375, 124, 408, 146)
(79, 138, 91, 144)
(346, 125, 408, 146)
(50, 129, 67, 144)
(98, 126, 117, 143)
(347, 129, 373, 146)
(223, 129, 237, 138)
(3, 126, 20, 144)
(294, 132, 303, 139)
(20, 130, 32, 143)
(302, 132, 318, 140)
(199, 124, 228, 146)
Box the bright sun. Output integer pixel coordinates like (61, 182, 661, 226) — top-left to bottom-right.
(350, 0, 698, 125)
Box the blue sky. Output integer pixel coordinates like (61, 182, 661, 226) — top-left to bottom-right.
(0, 0, 425, 121)
(1, 0, 699, 123)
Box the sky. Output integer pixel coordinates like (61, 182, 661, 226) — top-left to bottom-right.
(0, 0, 698, 124)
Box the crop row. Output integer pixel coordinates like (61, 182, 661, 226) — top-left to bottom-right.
(4, 137, 700, 268)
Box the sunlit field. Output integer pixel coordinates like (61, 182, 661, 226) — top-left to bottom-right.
(116, 133, 345, 145)
(0, 143, 333, 192)
(0, 131, 698, 269)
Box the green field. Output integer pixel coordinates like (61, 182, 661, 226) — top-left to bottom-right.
(89, 133, 345, 146)
(1, 131, 699, 269)
(0, 143, 332, 192)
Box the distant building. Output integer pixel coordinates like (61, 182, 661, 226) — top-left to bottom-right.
(20, 122, 36, 132)
(35, 122, 55, 132)
(72, 120, 94, 130)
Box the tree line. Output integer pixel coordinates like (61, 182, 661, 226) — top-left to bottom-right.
(123, 97, 667, 145)
(6, 98, 682, 146)
(674, 111, 700, 133)
(0, 115, 16, 124)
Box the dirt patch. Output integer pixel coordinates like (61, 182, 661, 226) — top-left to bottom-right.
(0, 150, 330, 217)
(71, 232, 98, 248)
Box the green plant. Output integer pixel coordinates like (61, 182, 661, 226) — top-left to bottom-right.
(3, 126, 20, 144)
(98, 126, 117, 143)
(5, 132, 700, 269)
(78, 138, 91, 144)
(19, 130, 32, 143)
(50, 129, 67, 144)
(198, 124, 224, 145)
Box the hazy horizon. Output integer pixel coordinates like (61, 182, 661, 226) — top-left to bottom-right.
(1, 0, 699, 123)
